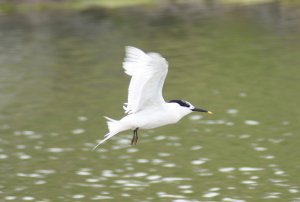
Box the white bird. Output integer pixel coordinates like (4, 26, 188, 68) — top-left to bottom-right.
(94, 46, 212, 149)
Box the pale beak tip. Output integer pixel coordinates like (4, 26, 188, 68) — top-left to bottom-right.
(207, 111, 213, 115)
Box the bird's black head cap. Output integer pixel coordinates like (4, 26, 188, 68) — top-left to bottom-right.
(168, 100, 191, 108)
(169, 99, 213, 114)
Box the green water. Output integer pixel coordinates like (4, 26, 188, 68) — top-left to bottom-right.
(0, 3, 300, 202)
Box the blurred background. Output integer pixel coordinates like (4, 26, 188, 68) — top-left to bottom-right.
(0, 0, 300, 201)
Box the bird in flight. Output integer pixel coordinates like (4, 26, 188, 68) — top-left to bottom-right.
(94, 46, 212, 149)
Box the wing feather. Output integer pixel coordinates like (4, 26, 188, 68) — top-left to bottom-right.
(122, 46, 168, 114)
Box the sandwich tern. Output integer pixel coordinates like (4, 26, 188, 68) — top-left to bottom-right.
(94, 46, 212, 149)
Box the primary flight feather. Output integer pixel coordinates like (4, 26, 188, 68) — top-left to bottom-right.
(94, 46, 212, 149)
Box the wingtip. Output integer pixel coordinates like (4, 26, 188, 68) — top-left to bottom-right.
(125, 46, 144, 53)
(125, 46, 136, 51)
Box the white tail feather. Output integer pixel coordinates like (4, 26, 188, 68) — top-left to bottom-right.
(93, 116, 128, 150)
(104, 116, 120, 135)
(93, 132, 117, 150)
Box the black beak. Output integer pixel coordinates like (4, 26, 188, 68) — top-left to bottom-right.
(192, 108, 213, 114)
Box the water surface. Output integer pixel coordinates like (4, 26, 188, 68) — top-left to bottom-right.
(0, 3, 300, 201)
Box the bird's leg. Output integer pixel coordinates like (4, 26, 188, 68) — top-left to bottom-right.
(131, 128, 139, 145)
(131, 130, 135, 145)
(131, 128, 137, 145)
(134, 128, 139, 145)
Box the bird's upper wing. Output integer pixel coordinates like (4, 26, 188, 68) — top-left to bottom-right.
(122, 46, 168, 114)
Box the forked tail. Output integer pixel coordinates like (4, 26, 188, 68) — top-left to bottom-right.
(93, 132, 116, 150)
(93, 116, 127, 150)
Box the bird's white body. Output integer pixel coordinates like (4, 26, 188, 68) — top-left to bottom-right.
(94, 46, 211, 148)
(118, 103, 191, 130)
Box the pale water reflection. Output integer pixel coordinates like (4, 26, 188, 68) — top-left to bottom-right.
(1, 2, 300, 201)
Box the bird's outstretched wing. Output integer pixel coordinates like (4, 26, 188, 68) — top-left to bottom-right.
(123, 46, 168, 114)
